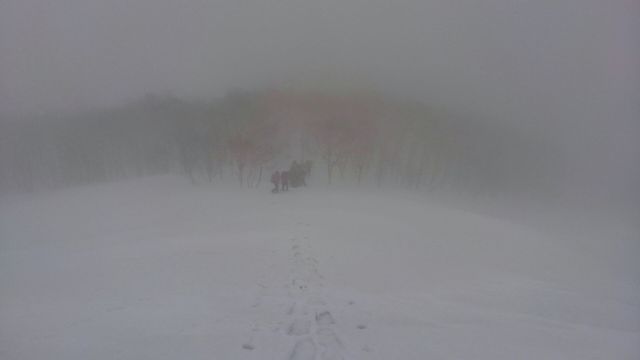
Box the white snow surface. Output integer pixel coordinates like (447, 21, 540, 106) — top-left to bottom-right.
(1, 175, 639, 359)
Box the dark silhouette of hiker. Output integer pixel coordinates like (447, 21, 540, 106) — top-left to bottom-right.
(290, 161, 302, 188)
(281, 171, 289, 191)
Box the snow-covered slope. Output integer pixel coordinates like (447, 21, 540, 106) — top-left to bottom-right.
(1, 176, 638, 359)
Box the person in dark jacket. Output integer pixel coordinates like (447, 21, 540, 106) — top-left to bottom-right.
(290, 161, 301, 188)
(271, 171, 280, 193)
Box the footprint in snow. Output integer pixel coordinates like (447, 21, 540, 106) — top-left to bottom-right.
(289, 338, 316, 360)
(287, 318, 311, 336)
(287, 303, 296, 315)
(315, 311, 335, 326)
(316, 328, 345, 360)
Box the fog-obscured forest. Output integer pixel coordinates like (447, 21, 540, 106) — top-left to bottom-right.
(1, 0, 638, 216)
(1, 90, 564, 201)
(2, 1, 639, 359)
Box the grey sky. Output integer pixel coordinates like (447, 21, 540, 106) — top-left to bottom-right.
(1, 0, 638, 203)
(1, 0, 636, 114)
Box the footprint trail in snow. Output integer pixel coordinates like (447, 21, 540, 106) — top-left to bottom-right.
(284, 228, 353, 360)
(242, 222, 369, 359)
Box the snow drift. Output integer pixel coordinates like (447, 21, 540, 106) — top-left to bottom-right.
(1, 175, 638, 359)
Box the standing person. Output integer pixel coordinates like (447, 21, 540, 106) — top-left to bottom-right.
(290, 161, 300, 187)
(270, 171, 280, 193)
(281, 171, 289, 191)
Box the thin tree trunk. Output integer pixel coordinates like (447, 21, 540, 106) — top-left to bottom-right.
(256, 166, 263, 188)
(238, 163, 244, 186)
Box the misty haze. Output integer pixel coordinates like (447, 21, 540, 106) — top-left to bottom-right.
(1, 0, 638, 359)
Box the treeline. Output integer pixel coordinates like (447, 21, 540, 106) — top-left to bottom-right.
(0, 90, 560, 197)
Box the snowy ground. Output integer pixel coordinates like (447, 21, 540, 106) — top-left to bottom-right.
(1, 175, 639, 360)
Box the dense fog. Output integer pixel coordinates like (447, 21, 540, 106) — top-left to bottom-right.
(1, 1, 639, 359)
(0, 92, 556, 199)
(1, 0, 638, 215)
